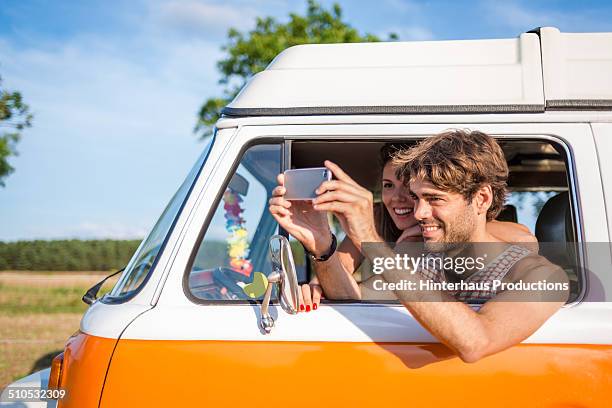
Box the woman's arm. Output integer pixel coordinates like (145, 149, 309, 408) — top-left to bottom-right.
(301, 201, 385, 307)
(299, 237, 364, 310)
(308, 235, 364, 301)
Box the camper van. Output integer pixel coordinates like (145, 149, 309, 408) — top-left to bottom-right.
(3, 26, 612, 408)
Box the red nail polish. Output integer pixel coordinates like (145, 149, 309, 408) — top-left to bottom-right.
(306, 305, 311, 312)
(300, 304, 304, 311)
(313, 303, 318, 310)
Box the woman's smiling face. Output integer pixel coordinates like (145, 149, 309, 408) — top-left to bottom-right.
(381, 162, 418, 231)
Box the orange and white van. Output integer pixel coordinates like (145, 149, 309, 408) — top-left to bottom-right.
(3, 26, 612, 408)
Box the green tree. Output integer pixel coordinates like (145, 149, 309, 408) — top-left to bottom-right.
(0, 74, 33, 187)
(195, 0, 396, 139)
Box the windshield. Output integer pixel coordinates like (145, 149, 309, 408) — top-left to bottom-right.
(107, 135, 215, 301)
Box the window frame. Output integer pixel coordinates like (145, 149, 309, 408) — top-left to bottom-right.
(181, 133, 586, 307)
(287, 135, 586, 307)
(182, 137, 284, 305)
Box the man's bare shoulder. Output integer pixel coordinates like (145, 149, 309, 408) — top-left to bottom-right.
(499, 251, 570, 302)
(505, 252, 566, 282)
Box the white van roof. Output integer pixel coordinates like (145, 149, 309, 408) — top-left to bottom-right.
(223, 27, 612, 116)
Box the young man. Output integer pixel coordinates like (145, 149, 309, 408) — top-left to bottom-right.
(271, 130, 568, 362)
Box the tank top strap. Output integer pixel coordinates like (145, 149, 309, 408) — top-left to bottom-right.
(455, 245, 532, 303)
(417, 252, 445, 282)
(468, 245, 532, 284)
(416, 245, 532, 303)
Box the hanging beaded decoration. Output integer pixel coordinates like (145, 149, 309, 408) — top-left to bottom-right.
(222, 188, 254, 277)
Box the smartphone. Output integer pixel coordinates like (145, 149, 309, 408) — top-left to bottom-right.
(283, 167, 332, 200)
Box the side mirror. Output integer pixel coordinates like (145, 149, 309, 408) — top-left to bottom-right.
(260, 235, 299, 333)
(82, 268, 124, 305)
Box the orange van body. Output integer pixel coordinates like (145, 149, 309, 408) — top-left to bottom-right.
(57, 332, 612, 408)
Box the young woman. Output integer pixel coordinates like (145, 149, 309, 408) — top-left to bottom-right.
(269, 144, 537, 311)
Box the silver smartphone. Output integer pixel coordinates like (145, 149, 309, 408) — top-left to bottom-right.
(284, 167, 332, 200)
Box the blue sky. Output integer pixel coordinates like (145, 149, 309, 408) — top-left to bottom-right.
(1, 0, 612, 241)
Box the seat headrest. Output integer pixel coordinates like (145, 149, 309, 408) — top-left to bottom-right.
(535, 192, 574, 243)
(496, 204, 518, 223)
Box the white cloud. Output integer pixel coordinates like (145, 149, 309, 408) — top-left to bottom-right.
(484, 1, 554, 30)
(389, 26, 435, 41)
(0, 33, 221, 141)
(483, 0, 612, 32)
(374, 0, 432, 41)
(150, 0, 260, 38)
(64, 222, 150, 240)
(382, 0, 421, 14)
(0, 4, 225, 241)
(18, 221, 150, 241)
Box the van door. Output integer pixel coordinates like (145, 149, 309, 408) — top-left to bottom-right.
(99, 123, 612, 408)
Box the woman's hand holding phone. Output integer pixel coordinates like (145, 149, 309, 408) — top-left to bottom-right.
(268, 173, 333, 257)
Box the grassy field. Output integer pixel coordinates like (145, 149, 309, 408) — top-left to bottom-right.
(0, 271, 118, 389)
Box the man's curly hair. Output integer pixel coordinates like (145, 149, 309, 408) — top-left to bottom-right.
(392, 129, 508, 221)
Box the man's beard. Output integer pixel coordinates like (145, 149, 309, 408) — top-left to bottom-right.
(423, 208, 476, 253)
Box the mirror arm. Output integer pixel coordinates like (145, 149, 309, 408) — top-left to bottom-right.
(262, 235, 299, 334)
(82, 268, 125, 305)
(260, 271, 281, 334)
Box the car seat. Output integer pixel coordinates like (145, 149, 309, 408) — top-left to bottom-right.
(496, 204, 518, 223)
(535, 192, 575, 243)
(535, 191, 579, 300)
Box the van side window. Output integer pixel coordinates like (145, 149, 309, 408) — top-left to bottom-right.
(187, 144, 282, 301)
(502, 140, 581, 301)
(290, 138, 582, 303)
